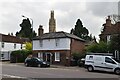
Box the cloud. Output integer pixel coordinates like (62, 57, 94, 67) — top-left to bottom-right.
(86, 2, 118, 17)
(0, 1, 118, 41)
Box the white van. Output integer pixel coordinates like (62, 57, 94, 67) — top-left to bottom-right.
(85, 53, 120, 75)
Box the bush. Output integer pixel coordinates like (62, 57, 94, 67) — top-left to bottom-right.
(10, 50, 32, 63)
(71, 52, 86, 66)
(72, 52, 86, 61)
(86, 41, 109, 53)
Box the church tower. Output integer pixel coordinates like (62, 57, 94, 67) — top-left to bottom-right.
(49, 10, 56, 33)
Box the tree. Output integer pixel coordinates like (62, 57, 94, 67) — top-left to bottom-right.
(70, 19, 91, 40)
(24, 42, 32, 51)
(109, 34, 120, 53)
(86, 41, 109, 53)
(16, 18, 36, 40)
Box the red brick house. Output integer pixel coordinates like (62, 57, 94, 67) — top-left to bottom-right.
(99, 16, 120, 42)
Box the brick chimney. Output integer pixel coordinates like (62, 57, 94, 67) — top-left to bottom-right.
(38, 25, 44, 36)
(106, 16, 111, 27)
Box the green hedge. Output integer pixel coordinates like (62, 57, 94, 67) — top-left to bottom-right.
(72, 52, 86, 61)
(10, 50, 32, 63)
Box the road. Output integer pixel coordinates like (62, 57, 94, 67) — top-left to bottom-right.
(1, 62, 120, 80)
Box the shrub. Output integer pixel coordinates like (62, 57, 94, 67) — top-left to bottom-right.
(10, 50, 32, 63)
(71, 52, 85, 66)
(72, 52, 86, 61)
(86, 41, 109, 53)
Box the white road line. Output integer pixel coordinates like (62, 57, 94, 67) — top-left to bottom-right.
(2, 74, 27, 78)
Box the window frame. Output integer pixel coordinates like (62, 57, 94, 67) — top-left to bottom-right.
(38, 52, 43, 61)
(107, 35, 111, 42)
(55, 52, 60, 61)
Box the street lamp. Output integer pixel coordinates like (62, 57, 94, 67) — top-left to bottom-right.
(22, 15, 33, 29)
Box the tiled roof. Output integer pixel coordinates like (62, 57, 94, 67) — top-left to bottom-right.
(100, 22, 120, 35)
(0, 33, 29, 43)
(33, 31, 85, 42)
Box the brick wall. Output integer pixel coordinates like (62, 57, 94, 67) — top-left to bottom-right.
(70, 39, 85, 54)
(32, 50, 71, 66)
(99, 16, 120, 42)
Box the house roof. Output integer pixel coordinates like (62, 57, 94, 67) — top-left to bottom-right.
(0, 33, 29, 43)
(100, 22, 120, 36)
(33, 31, 85, 42)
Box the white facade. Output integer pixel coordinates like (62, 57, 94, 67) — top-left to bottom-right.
(0, 42, 24, 60)
(33, 38, 71, 50)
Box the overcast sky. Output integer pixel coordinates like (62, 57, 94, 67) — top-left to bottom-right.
(0, 0, 119, 40)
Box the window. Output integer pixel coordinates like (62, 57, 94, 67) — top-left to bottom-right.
(2, 42, 4, 48)
(14, 44, 16, 49)
(1, 54, 4, 59)
(39, 40, 43, 47)
(55, 39, 60, 47)
(1, 54, 4, 57)
(107, 35, 111, 42)
(55, 52, 60, 61)
(38, 53, 43, 60)
(105, 57, 116, 64)
(89, 56, 93, 60)
(21, 44, 22, 49)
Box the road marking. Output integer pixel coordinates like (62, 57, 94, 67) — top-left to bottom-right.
(2, 74, 27, 78)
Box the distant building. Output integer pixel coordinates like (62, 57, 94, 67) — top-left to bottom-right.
(0, 33, 28, 60)
(49, 10, 56, 33)
(99, 16, 120, 42)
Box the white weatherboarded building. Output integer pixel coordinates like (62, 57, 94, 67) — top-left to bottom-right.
(0, 33, 27, 60)
(32, 31, 85, 66)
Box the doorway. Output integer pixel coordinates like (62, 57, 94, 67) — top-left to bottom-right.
(45, 53, 52, 64)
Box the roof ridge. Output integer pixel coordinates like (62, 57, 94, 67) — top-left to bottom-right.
(61, 31, 68, 37)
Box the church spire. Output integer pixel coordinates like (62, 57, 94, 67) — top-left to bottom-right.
(49, 10, 56, 33)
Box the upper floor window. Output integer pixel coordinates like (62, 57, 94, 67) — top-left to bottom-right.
(107, 35, 111, 43)
(2, 42, 4, 48)
(21, 44, 22, 49)
(39, 40, 43, 47)
(14, 44, 16, 49)
(55, 39, 60, 47)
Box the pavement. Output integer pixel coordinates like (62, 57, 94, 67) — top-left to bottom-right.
(1, 61, 82, 70)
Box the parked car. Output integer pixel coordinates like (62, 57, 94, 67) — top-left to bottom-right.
(85, 53, 120, 75)
(77, 58, 85, 67)
(24, 57, 50, 67)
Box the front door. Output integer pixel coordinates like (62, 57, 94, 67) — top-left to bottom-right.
(46, 53, 52, 64)
(46, 54, 50, 62)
